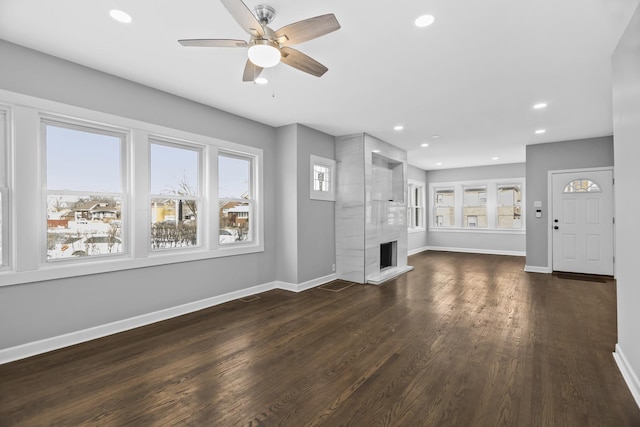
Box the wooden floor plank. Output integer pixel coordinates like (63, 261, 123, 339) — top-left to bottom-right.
(0, 252, 639, 426)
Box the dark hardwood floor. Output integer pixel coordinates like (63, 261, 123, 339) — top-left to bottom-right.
(1, 252, 639, 426)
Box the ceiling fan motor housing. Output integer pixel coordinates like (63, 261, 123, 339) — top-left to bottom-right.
(254, 4, 276, 24)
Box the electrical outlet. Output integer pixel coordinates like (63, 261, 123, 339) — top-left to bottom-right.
(332, 264, 336, 272)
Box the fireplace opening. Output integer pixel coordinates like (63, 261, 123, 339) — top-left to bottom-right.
(380, 241, 397, 270)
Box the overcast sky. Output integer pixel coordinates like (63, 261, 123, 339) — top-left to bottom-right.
(46, 125, 249, 199)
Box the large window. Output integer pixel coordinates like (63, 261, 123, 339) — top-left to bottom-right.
(149, 140, 201, 250)
(463, 186, 487, 228)
(408, 180, 425, 231)
(0, 92, 264, 287)
(430, 179, 525, 231)
(219, 153, 253, 244)
(44, 121, 125, 260)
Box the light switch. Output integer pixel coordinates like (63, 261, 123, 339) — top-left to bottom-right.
(535, 209, 542, 218)
(534, 201, 542, 208)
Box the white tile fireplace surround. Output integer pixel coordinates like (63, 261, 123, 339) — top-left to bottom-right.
(335, 133, 413, 284)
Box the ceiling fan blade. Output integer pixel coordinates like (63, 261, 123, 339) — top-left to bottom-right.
(220, 0, 265, 37)
(274, 14, 340, 46)
(179, 39, 248, 48)
(242, 59, 264, 82)
(280, 47, 328, 77)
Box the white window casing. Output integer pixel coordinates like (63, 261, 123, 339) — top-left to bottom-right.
(429, 178, 526, 233)
(0, 89, 264, 287)
(408, 179, 426, 232)
(309, 155, 336, 201)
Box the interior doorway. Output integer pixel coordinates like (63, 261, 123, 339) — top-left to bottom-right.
(551, 168, 614, 275)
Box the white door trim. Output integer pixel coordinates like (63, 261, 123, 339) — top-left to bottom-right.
(546, 166, 615, 275)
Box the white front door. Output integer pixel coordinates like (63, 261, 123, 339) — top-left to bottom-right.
(551, 169, 614, 275)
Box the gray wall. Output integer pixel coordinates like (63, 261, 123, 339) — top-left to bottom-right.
(426, 163, 525, 183)
(525, 137, 614, 269)
(407, 165, 428, 254)
(612, 3, 640, 403)
(275, 124, 336, 285)
(426, 163, 526, 254)
(0, 40, 278, 349)
(296, 125, 336, 283)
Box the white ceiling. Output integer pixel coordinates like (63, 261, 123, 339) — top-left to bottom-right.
(1, 0, 638, 170)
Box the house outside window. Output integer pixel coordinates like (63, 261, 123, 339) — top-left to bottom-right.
(408, 180, 425, 231)
(430, 179, 525, 231)
(149, 140, 202, 251)
(463, 186, 487, 228)
(219, 152, 253, 244)
(44, 121, 126, 261)
(434, 188, 455, 227)
(497, 184, 523, 229)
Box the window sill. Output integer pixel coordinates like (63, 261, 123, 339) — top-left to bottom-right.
(408, 228, 426, 234)
(0, 243, 265, 287)
(428, 227, 525, 235)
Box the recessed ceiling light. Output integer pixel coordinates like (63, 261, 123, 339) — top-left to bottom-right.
(492, 157, 499, 160)
(415, 15, 435, 27)
(535, 129, 546, 134)
(533, 103, 548, 109)
(436, 162, 442, 166)
(421, 143, 429, 147)
(394, 125, 404, 131)
(432, 134, 440, 139)
(372, 149, 381, 153)
(110, 9, 132, 24)
(254, 77, 268, 85)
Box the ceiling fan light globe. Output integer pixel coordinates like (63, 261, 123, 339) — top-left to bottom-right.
(248, 43, 281, 68)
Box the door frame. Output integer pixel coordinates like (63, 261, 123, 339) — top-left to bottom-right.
(546, 166, 615, 276)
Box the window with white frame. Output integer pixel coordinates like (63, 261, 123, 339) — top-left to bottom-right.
(310, 155, 336, 201)
(0, 91, 265, 287)
(430, 179, 525, 231)
(463, 186, 487, 228)
(434, 187, 455, 227)
(497, 184, 523, 229)
(219, 152, 253, 244)
(149, 139, 202, 250)
(408, 180, 425, 231)
(44, 120, 126, 261)
(0, 110, 7, 268)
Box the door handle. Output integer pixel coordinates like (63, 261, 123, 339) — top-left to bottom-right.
(554, 226, 559, 230)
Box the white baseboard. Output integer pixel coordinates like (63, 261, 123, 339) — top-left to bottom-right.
(276, 273, 337, 293)
(524, 265, 552, 273)
(613, 344, 640, 409)
(408, 246, 429, 256)
(427, 246, 526, 257)
(0, 273, 338, 365)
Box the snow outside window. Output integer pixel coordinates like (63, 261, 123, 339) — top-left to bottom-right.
(219, 152, 253, 245)
(150, 140, 202, 251)
(44, 121, 126, 261)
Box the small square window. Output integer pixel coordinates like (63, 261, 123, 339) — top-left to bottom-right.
(310, 155, 336, 201)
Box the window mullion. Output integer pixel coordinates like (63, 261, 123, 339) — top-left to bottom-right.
(14, 107, 41, 271)
(132, 129, 149, 258)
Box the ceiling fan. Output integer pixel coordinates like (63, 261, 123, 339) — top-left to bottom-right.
(179, 0, 341, 81)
